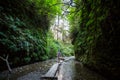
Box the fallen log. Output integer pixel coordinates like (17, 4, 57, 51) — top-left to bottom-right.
(41, 63, 62, 80)
(41, 56, 75, 80)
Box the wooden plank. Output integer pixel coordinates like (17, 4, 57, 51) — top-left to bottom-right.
(41, 57, 75, 80)
(41, 63, 60, 79)
(58, 57, 75, 80)
(45, 63, 58, 77)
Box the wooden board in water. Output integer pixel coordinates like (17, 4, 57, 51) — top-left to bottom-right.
(41, 63, 60, 79)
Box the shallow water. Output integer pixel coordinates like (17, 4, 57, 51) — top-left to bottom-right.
(58, 59, 107, 80)
(0, 57, 107, 80)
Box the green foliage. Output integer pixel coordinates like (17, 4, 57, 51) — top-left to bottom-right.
(24, 57, 31, 63)
(68, 0, 108, 59)
(0, 15, 47, 63)
(0, 0, 62, 70)
(59, 41, 74, 56)
(68, 0, 120, 79)
(46, 31, 59, 58)
(46, 30, 74, 58)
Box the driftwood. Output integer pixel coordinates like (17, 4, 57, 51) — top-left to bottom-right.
(0, 54, 12, 73)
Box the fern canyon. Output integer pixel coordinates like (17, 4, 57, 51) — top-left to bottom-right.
(0, 0, 120, 80)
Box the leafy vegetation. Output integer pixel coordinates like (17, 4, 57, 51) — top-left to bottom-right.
(0, 0, 119, 80)
(46, 31, 74, 59)
(0, 0, 62, 70)
(68, 0, 120, 80)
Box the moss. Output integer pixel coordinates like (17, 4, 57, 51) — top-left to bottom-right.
(69, 0, 120, 79)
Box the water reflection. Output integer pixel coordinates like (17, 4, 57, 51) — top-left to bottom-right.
(0, 58, 107, 80)
(72, 60, 106, 80)
(58, 59, 107, 80)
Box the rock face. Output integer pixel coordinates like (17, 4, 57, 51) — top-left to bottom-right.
(70, 0, 120, 80)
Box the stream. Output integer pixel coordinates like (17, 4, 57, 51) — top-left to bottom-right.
(0, 57, 107, 80)
(58, 58, 107, 80)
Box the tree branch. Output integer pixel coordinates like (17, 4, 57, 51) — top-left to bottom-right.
(6, 54, 9, 60)
(0, 54, 12, 73)
(0, 56, 6, 61)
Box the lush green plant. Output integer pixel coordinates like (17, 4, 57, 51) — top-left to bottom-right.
(46, 31, 59, 58)
(46, 30, 74, 58)
(68, 0, 120, 79)
(0, 0, 62, 70)
(59, 41, 74, 56)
